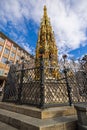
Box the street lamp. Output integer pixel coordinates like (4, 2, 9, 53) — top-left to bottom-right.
(62, 54, 67, 65)
(62, 54, 72, 106)
(39, 48, 45, 108)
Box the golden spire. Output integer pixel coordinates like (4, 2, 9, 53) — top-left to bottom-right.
(43, 5, 47, 17)
(35, 6, 60, 79)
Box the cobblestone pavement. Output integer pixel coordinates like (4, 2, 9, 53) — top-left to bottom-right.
(0, 121, 18, 130)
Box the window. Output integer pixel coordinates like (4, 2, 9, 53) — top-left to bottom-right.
(0, 46, 2, 51)
(0, 37, 5, 43)
(4, 48, 10, 54)
(1, 57, 8, 64)
(0, 69, 4, 76)
(11, 52, 15, 58)
(13, 45, 16, 50)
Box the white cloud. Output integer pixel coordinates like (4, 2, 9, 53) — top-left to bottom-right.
(45, 0, 87, 53)
(15, 35, 35, 55)
(0, 0, 87, 55)
(18, 43, 35, 55)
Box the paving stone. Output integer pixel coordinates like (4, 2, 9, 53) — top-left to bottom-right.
(0, 121, 18, 130)
(0, 102, 76, 119)
(0, 108, 77, 130)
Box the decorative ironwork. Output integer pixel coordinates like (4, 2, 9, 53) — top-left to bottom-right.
(2, 56, 87, 108)
(75, 55, 87, 97)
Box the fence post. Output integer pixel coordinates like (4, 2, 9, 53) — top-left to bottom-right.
(62, 54, 72, 106)
(39, 52, 45, 109)
(17, 61, 24, 104)
(64, 67, 72, 106)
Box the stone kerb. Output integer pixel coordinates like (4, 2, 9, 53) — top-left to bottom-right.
(75, 104, 87, 130)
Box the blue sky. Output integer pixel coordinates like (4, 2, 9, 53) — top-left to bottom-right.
(0, 0, 87, 60)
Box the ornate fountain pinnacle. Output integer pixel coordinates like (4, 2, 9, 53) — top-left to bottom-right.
(43, 5, 47, 17)
(35, 6, 60, 79)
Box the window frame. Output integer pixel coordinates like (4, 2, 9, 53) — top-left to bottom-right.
(0, 37, 5, 43)
(13, 45, 16, 50)
(11, 51, 15, 58)
(1, 57, 8, 64)
(4, 48, 10, 55)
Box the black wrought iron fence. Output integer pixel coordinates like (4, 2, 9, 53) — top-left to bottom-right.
(2, 57, 87, 108)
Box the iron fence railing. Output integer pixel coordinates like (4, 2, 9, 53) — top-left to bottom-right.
(2, 57, 87, 108)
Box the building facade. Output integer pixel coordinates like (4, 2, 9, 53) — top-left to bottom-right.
(0, 32, 34, 90)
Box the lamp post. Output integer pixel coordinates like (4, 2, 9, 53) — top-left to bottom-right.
(62, 54, 72, 106)
(39, 48, 45, 108)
